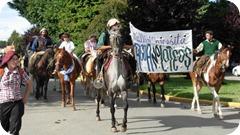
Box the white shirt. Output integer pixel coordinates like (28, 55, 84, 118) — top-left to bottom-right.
(59, 41, 75, 54)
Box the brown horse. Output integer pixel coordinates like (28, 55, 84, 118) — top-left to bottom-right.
(54, 48, 81, 110)
(146, 73, 166, 107)
(189, 46, 232, 119)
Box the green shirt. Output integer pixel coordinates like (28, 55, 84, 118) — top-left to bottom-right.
(202, 39, 220, 56)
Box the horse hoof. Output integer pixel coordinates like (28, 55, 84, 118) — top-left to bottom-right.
(95, 99, 98, 104)
(96, 116, 101, 121)
(121, 127, 127, 132)
(197, 110, 202, 114)
(160, 103, 165, 108)
(111, 127, 118, 132)
(61, 103, 66, 108)
(136, 98, 140, 102)
(73, 107, 76, 111)
(213, 113, 218, 118)
(219, 115, 223, 120)
(190, 108, 195, 111)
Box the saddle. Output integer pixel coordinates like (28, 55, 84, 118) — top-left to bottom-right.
(103, 52, 132, 79)
(193, 55, 211, 77)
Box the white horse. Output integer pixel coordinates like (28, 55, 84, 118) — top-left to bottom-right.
(95, 31, 129, 132)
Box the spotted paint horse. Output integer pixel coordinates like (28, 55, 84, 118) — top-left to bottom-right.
(189, 46, 232, 119)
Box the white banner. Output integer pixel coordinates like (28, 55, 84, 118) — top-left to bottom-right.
(130, 23, 193, 73)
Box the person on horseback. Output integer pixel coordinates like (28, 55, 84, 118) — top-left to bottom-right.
(84, 34, 97, 53)
(31, 28, 53, 52)
(53, 33, 77, 81)
(28, 28, 53, 74)
(193, 30, 222, 75)
(95, 18, 136, 87)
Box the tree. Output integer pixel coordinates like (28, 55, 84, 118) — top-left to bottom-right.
(7, 30, 24, 55)
(8, 0, 104, 55)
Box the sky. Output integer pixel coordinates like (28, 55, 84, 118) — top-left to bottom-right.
(0, 0, 239, 41)
(0, 0, 32, 41)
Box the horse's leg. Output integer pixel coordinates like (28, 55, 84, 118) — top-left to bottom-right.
(152, 83, 157, 104)
(121, 90, 128, 132)
(195, 82, 202, 114)
(60, 79, 66, 107)
(100, 88, 105, 107)
(43, 78, 49, 100)
(136, 86, 140, 102)
(148, 81, 152, 102)
(210, 86, 223, 119)
(66, 82, 71, 104)
(35, 78, 40, 100)
(96, 89, 101, 121)
(53, 78, 57, 91)
(70, 81, 76, 111)
(109, 92, 117, 132)
(160, 84, 166, 108)
(191, 79, 202, 113)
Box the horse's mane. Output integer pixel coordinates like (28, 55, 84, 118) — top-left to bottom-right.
(38, 48, 54, 67)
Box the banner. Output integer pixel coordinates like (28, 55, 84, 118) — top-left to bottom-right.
(130, 23, 193, 73)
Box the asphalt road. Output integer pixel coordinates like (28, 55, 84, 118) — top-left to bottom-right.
(20, 79, 240, 135)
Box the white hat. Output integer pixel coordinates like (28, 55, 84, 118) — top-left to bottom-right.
(107, 18, 120, 28)
(40, 28, 47, 33)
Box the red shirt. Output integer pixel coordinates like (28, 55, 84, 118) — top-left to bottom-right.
(0, 67, 29, 103)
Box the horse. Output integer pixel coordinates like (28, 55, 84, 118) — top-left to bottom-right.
(80, 51, 97, 98)
(95, 31, 129, 132)
(189, 46, 232, 119)
(135, 73, 166, 107)
(54, 48, 81, 111)
(28, 48, 55, 100)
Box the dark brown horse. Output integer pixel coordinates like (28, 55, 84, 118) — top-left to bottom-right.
(54, 48, 81, 111)
(28, 48, 55, 100)
(189, 46, 232, 119)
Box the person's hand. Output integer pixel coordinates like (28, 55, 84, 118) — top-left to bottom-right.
(193, 49, 198, 55)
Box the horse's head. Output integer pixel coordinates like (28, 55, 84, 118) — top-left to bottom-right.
(54, 48, 71, 72)
(109, 28, 122, 57)
(216, 45, 233, 72)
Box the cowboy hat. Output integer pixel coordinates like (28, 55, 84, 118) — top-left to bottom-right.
(40, 28, 48, 33)
(0, 51, 19, 67)
(107, 18, 120, 28)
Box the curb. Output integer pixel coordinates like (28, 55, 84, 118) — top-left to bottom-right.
(139, 90, 240, 108)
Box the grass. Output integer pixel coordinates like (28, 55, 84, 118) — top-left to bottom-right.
(139, 75, 240, 102)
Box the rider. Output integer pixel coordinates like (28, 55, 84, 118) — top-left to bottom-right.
(52, 33, 77, 81)
(31, 28, 53, 52)
(28, 28, 53, 74)
(193, 30, 222, 74)
(84, 34, 97, 53)
(95, 18, 136, 85)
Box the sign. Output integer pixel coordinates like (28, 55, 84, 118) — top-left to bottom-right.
(130, 23, 193, 73)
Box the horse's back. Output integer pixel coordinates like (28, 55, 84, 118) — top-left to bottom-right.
(147, 73, 165, 83)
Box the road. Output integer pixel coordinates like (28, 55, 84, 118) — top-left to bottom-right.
(20, 79, 240, 135)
